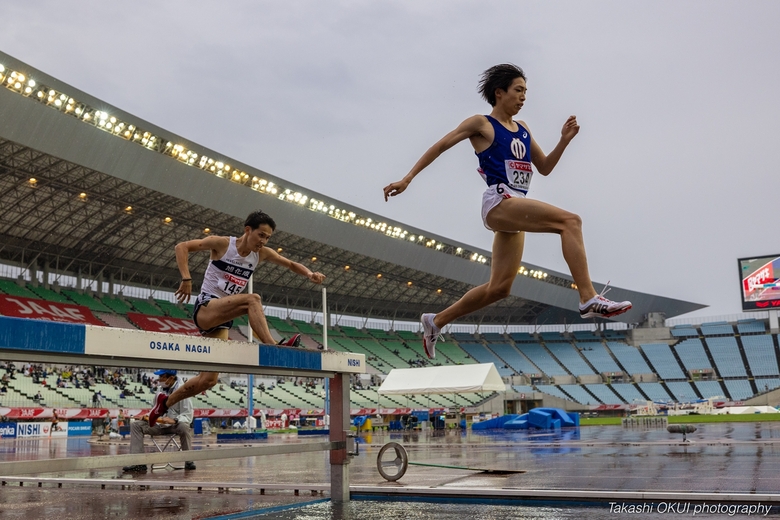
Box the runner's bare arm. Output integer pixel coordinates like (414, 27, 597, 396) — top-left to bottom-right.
(526, 116, 579, 176)
(173, 236, 230, 303)
(261, 248, 326, 284)
(383, 115, 489, 200)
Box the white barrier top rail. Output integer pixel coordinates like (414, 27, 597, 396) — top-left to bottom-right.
(0, 316, 365, 377)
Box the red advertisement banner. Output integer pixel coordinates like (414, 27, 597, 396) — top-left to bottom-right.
(743, 263, 774, 294)
(126, 313, 201, 336)
(0, 408, 109, 419)
(0, 406, 478, 421)
(0, 295, 104, 325)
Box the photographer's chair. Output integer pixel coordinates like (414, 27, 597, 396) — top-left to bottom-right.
(150, 432, 184, 471)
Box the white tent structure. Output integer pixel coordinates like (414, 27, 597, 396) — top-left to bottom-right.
(378, 363, 506, 396)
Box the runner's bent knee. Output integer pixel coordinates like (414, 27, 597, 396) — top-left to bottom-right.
(561, 212, 582, 232)
(486, 280, 513, 300)
(202, 372, 219, 388)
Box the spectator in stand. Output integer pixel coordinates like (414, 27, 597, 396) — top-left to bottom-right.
(123, 369, 195, 473)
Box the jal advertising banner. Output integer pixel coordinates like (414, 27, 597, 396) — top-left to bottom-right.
(0, 408, 108, 419)
(0, 295, 104, 325)
(126, 313, 201, 336)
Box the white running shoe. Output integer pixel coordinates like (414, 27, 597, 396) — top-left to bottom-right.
(421, 313, 441, 359)
(579, 282, 632, 319)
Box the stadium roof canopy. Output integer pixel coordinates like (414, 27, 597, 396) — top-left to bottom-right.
(0, 51, 706, 325)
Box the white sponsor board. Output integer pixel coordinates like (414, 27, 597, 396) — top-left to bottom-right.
(17, 421, 68, 438)
(321, 350, 365, 374)
(85, 326, 257, 367)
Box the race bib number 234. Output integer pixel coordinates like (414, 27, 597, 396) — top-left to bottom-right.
(505, 160, 533, 191)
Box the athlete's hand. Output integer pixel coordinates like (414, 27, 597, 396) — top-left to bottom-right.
(175, 280, 192, 304)
(308, 272, 326, 284)
(383, 178, 411, 201)
(561, 115, 579, 142)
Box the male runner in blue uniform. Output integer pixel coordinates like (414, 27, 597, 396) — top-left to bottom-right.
(383, 64, 631, 359)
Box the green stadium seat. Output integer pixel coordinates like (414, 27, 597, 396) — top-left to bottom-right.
(266, 316, 297, 333)
(291, 319, 320, 335)
(396, 330, 420, 341)
(61, 289, 112, 313)
(127, 298, 165, 316)
(99, 296, 134, 314)
(0, 278, 39, 298)
(155, 299, 190, 319)
(437, 342, 477, 365)
(367, 328, 397, 340)
(27, 285, 71, 304)
(340, 326, 372, 339)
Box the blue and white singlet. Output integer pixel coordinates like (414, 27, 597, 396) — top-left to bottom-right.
(476, 115, 533, 195)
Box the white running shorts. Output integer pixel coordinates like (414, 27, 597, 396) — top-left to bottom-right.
(481, 183, 526, 232)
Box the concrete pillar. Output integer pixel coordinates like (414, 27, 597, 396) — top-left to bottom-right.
(770, 310, 779, 334)
(329, 373, 350, 503)
(29, 261, 39, 287)
(42, 262, 50, 290)
(108, 273, 115, 298)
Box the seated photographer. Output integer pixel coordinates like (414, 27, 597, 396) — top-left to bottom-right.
(123, 369, 195, 473)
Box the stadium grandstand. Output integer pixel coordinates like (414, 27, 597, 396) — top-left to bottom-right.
(2, 50, 779, 418)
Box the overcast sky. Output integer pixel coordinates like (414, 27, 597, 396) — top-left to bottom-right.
(3, 1, 778, 320)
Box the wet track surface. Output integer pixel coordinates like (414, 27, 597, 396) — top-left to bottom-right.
(1, 422, 780, 518)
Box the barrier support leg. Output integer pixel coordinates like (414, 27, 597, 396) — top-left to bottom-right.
(329, 372, 350, 503)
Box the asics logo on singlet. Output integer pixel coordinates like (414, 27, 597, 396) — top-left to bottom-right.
(510, 138, 526, 160)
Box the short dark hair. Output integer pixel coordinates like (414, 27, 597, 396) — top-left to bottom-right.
(245, 210, 276, 231)
(478, 64, 526, 106)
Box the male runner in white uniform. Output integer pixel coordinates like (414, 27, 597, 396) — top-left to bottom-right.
(383, 64, 631, 358)
(148, 210, 325, 426)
